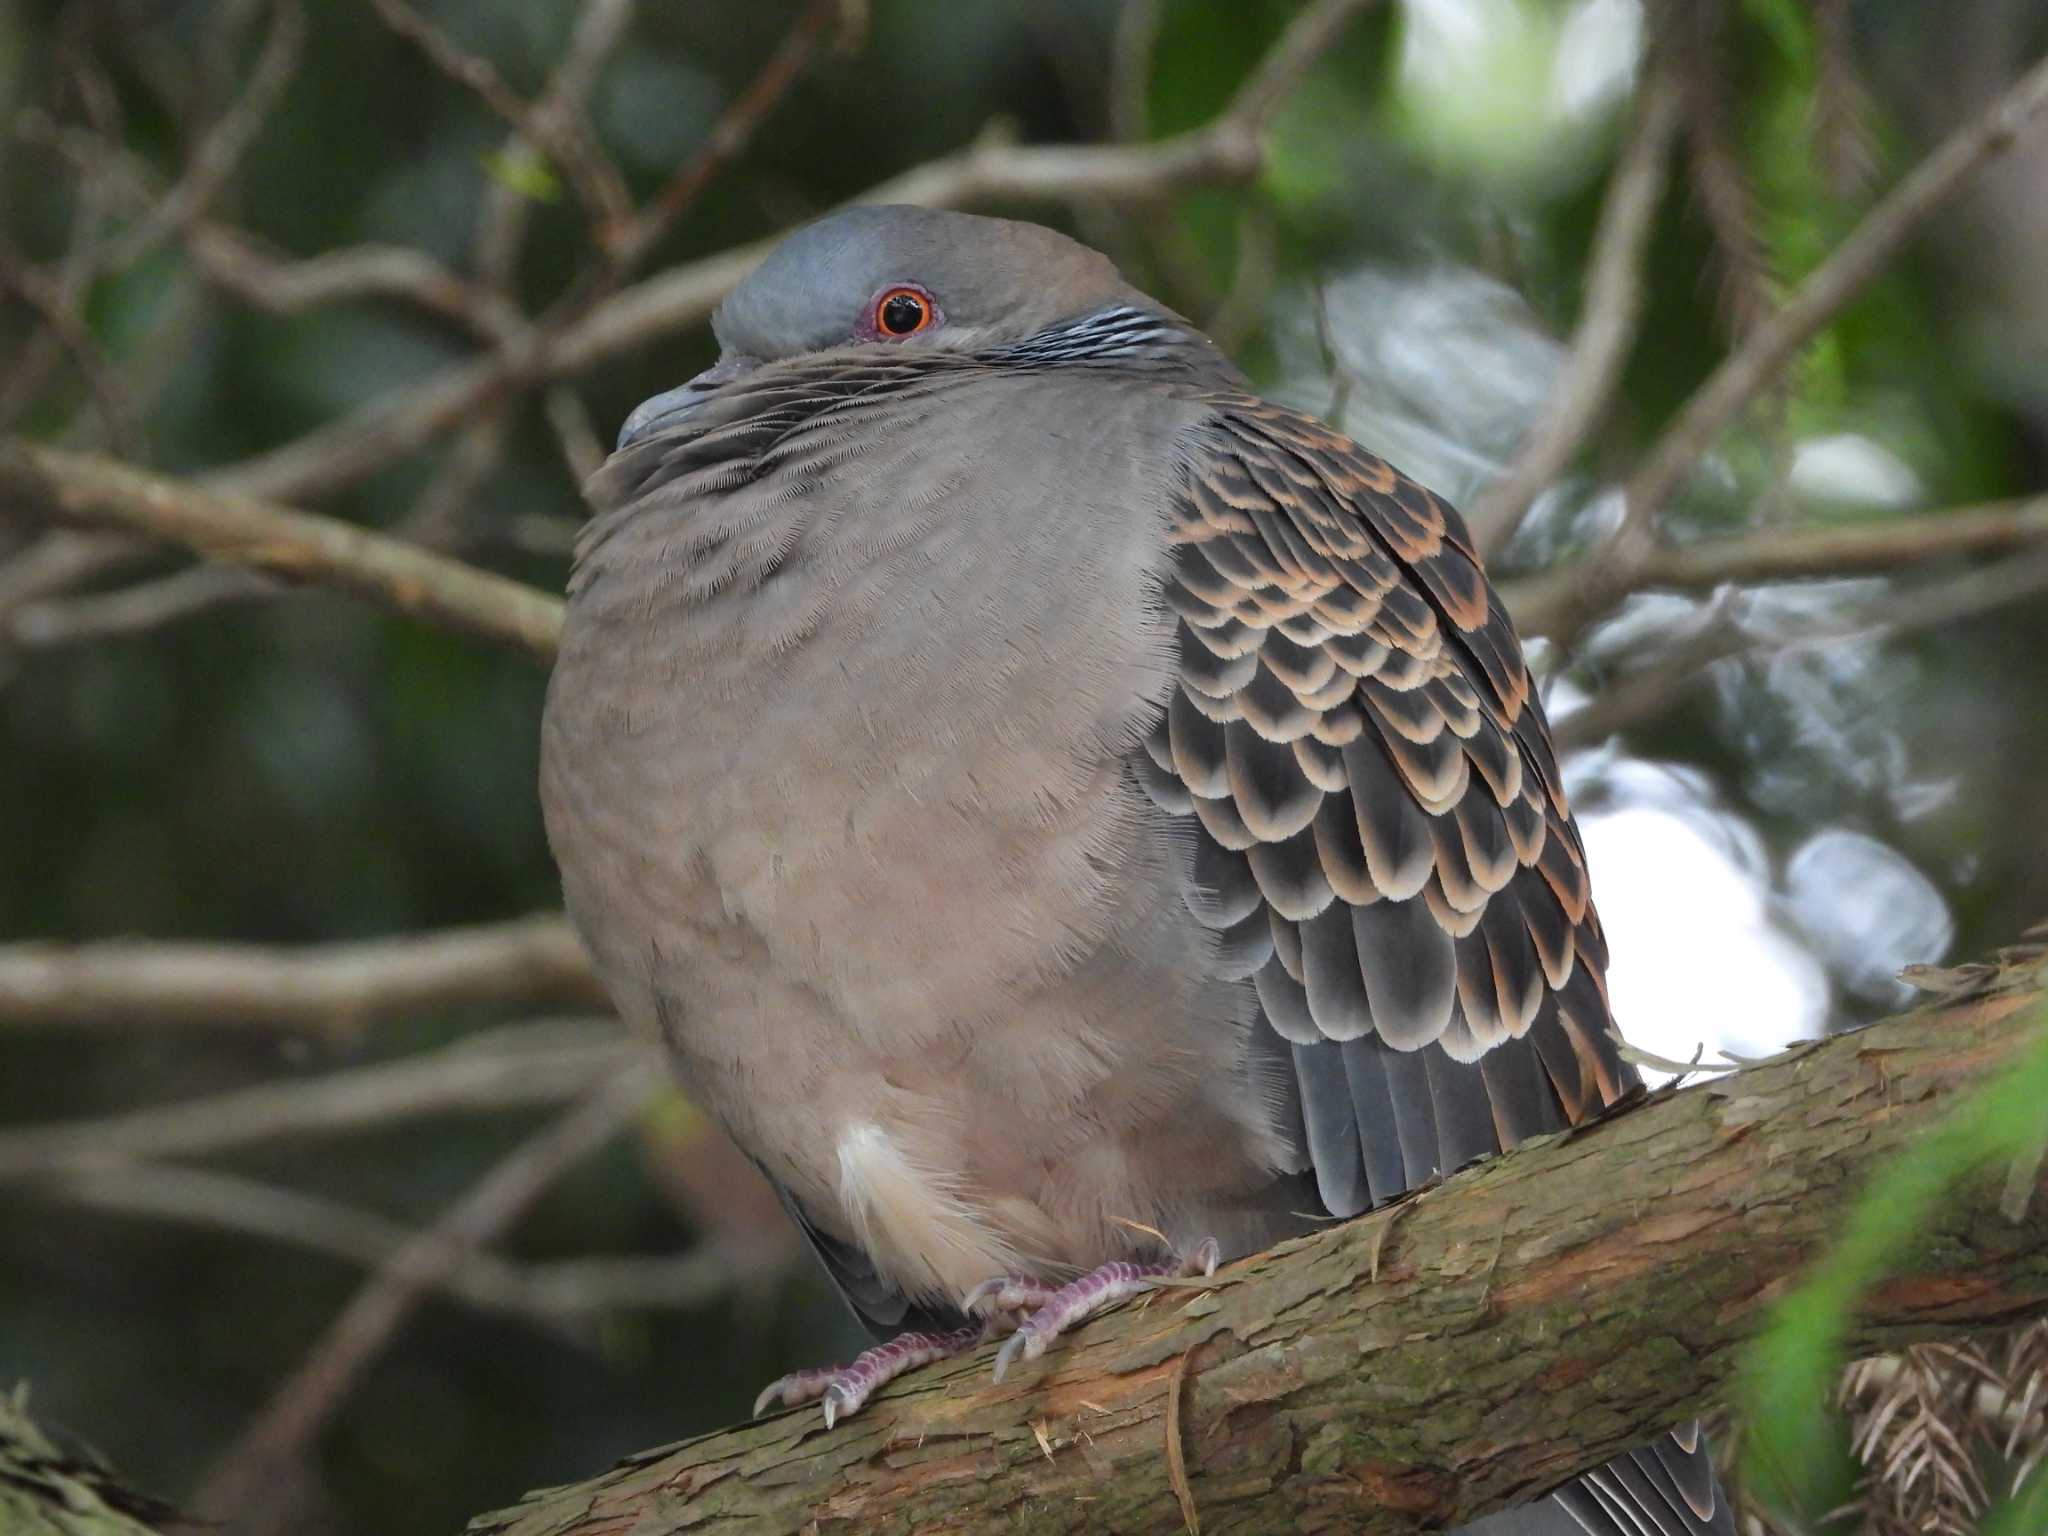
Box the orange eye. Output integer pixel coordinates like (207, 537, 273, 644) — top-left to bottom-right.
(874, 287, 934, 337)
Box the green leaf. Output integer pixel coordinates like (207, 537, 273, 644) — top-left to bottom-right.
(1738, 1002, 2048, 1518)
(1983, 1466, 2048, 1536)
(481, 144, 561, 203)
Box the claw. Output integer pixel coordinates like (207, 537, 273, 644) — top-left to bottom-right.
(822, 1382, 853, 1429)
(962, 1273, 1057, 1316)
(992, 1326, 1034, 1384)
(750, 1323, 983, 1426)
(982, 1237, 1223, 1385)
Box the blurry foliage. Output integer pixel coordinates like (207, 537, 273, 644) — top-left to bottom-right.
(1739, 996, 2048, 1529)
(2, 1, 2047, 1533)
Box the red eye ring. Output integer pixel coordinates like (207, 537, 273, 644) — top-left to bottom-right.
(870, 285, 936, 339)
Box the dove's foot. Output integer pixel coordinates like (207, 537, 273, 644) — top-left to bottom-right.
(985, 1236, 1220, 1383)
(751, 1322, 985, 1427)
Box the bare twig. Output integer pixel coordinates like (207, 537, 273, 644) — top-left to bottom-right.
(1464, 59, 1683, 556)
(1506, 495, 2048, 641)
(196, 1070, 655, 1523)
(36, 1159, 748, 1328)
(1552, 541, 2048, 750)
(211, 0, 1378, 509)
(0, 246, 144, 450)
(10, 564, 276, 649)
(1680, 0, 1774, 341)
(0, 439, 566, 661)
(1109, 0, 1166, 146)
(0, 23, 128, 444)
(544, 385, 606, 484)
(1811, 0, 1881, 198)
(472, 0, 639, 294)
(0, 1021, 644, 1175)
(12, 463, 2043, 687)
(365, 0, 629, 235)
(187, 224, 521, 342)
(603, 0, 853, 276)
(402, 407, 515, 544)
(0, 0, 1373, 655)
(113, 0, 307, 264)
(0, 244, 143, 455)
(39, 1162, 593, 1339)
(1226, 0, 1379, 129)
(0, 531, 152, 617)
(1551, 603, 1748, 752)
(1617, 49, 2048, 547)
(1311, 277, 1357, 427)
(0, 911, 598, 1036)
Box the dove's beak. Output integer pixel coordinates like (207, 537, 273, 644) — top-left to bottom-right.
(615, 353, 761, 449)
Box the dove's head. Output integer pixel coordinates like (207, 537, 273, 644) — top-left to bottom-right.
(616, 206, 1212, 449)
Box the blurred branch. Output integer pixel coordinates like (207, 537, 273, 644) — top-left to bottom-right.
(544, 386, 606, 484)
(187, 224, 521, 342)
(1464, 57, 1682, 556)
(35, 1160, 749, 1332)
(1225, 0, 1377, 128)
(469, 943, 2048, 1536)
(365, 0, 629, 235)
(7, 563, 277, 650)
(0, 1022, 643, 1175)
(40, 1162, 594, 1341)
(9, 456, 2040, 704)
(0, 531, 152, 617)
(1505, 495, 2048, 643)
(211, 0, 1378, 509)
(196, 1071, 655, 1527)
(0, 911, 597, 1037)
(1550, 542, 2048, 750)
(601, 0, 856, 276)
(1679, 0, 1773, 341)
(471, 0, 638, 292)
(109, 0, 306, 265)
(0, 247, 143, 456)
(399, 0, 641, 549)
(1614, 48, 2048, 551)
(1, 0, 1381, 653)
(0, 439, 566, 661)
(1109, 0, 1165, 146)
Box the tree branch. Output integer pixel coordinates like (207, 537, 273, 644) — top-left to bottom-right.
(1502, 495, 2048, 642)
(1613, 48, 2048, 550)
(1463, 49, 1682, 556)
(197, 1070, 657, 1525)
(0, 1021, 641, 1174)
(0, 911, 598, 1037)
(602, 0, 855, 276)
(0, 439, 566, 662)
(1551, 542, 2048, 751)
(466, 941, 2048, 1536)
(16, 429, 2043, 684)
(204, 0, 1378, 509)
(185, 223, 521, 342)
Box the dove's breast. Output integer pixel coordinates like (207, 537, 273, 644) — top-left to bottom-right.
(540, 371, 1288, 1300)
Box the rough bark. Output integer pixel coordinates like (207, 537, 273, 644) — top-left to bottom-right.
(465, 938, 2048, 1536)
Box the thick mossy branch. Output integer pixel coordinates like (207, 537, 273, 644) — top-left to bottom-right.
(465, 938, 2048, 1536)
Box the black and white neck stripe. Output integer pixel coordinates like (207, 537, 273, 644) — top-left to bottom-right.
(984, 305, 1205, 370)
